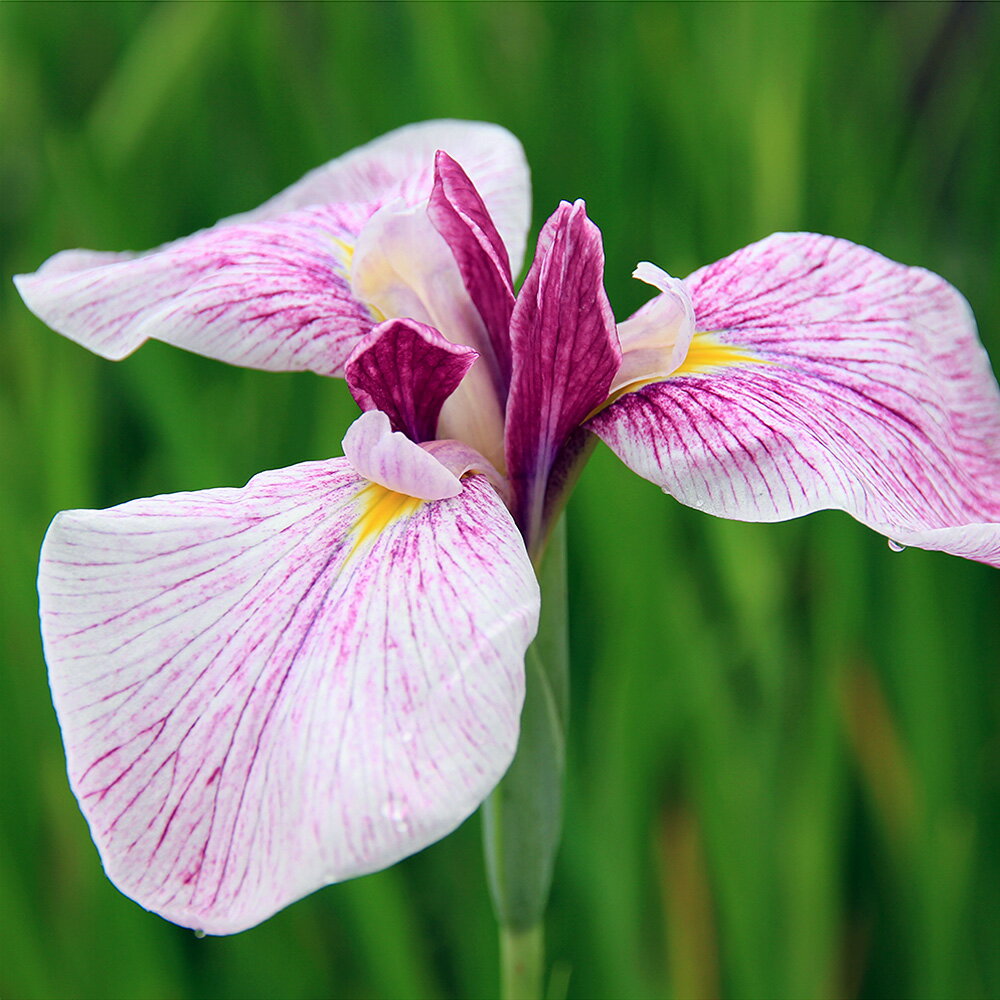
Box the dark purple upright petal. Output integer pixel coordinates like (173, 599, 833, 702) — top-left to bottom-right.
(345, 319, 478, 442)
(429, 151, 517, 396)
(505, 201, 622, 548)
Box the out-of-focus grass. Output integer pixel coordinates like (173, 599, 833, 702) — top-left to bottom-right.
(2, 2, 997, 998)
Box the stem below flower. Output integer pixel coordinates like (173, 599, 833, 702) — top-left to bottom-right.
(499, 924, 545, 1000)
(483, 516, 569, 1000)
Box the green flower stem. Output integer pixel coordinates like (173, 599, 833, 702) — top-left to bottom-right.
(499, 924, 545, 1000)
(483, 517, 569, 1000)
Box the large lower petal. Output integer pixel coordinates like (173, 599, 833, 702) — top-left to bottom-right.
(39, 461, 538, 933)
(15, 206, 375, 375)
(505, 201, 621, 547)
(589, 233, 1000, 566)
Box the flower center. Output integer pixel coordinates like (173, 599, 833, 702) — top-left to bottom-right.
(350, 202, 506, 471)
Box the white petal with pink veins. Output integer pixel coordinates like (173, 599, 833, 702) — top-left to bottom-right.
(15, 120, 530, 380)
(14, 206, 375, 375)
(39, 460, 538, 933)
(590, 233, 1000, 566)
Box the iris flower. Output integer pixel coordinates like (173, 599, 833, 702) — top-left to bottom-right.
(15, 121, 1000, 936)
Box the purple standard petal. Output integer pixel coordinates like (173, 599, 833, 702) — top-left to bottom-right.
(39, 459, 539, 934)
(429, 151, 516, 394)
(505, 201, 622, 548)
(14, 206, 375, 376)
(589, 233, 1000, 566)
(345, 319, 478, 442)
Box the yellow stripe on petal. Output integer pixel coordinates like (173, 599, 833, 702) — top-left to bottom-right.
(671, 331, 769, 376)
(349, 482, 423, 557)
(587, 332, 770, 420)
(331, 236, 355, 268)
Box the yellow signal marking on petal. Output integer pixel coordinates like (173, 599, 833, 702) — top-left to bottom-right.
(589, 377, 664, 419)
(348, 482, 423, 558)
(330, 236, 387, 322)
(331, 236, 355, 267)
(671, 331, 769, 375)
(587, 332, 771, 421)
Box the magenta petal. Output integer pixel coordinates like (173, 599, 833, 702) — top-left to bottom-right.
(505, 201, 622, 544)
(589, 233, 1000, 566)
(39, 460, 539, 933)
(14, 206, 375, 376)
(345, 318, 478, 441)
(429, 151, 516, 393)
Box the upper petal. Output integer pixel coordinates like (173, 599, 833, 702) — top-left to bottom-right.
(589, 233, 1000, 566)
(14, 205, 375, 376)
(39, 459, 538, 934)
(15, 120, 530, 377)
(226, 120, 531, 276)
(505, 201, 621, 547)
(351, 200, 506, 468)
(429, 151, 516, 395)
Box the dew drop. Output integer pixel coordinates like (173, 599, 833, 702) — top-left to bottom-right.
(887, 539, 906, 553)
(193, 929, 206, 939)
(380, 797, 411, 833)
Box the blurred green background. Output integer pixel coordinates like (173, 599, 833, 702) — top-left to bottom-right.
(2, 2, 998, 998)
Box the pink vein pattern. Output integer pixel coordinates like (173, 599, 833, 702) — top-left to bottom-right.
(16, 206, 377, 374)
(39, 462, 538, 933)
(15, 119, 531, 379)
(589, 233, 1000, 565)
(226, 119, 532, 275)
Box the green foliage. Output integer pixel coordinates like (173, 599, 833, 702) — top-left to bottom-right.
(1, 2, 997, 997)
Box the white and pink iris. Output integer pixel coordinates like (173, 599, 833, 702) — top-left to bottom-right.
(15, 121, 1000, 935)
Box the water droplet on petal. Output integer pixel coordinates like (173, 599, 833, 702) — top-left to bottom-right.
(381, 797, 411, 834)
(887, 539, 906, 553)
(193, 929, 206, 939)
